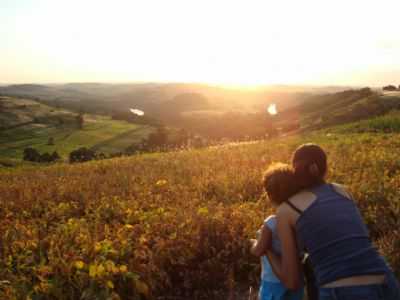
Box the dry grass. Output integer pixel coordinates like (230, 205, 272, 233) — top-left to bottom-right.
(0, 132, 399, 299)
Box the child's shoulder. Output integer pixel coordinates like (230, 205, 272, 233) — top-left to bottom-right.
(264, 214, 277, 228)
(264, 214, 276, 222)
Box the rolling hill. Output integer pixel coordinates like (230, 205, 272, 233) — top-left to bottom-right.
(0, 82, 348, 117)
(0, 96, 154, 163)
(273, 88, 400, 133)
(2, 85, 400, 165)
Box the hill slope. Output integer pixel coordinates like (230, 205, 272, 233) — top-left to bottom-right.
(274, 88, 400, 133)
(0, 96, 154, 161)
(0, 82, 345, 116)
(0, 96, 77, 129)
(0, 128, 399, 298)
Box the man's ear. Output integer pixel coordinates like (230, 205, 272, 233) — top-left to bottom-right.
(309, 163, 320, 176)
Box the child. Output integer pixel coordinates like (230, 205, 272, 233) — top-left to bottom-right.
(250, 163, 304, 300)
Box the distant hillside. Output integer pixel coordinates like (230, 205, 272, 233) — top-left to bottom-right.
(166, 88, 400, 139)
(0, 96, 77, 130)
(0, 82, 350, 117)
(329, 110, 400, 134)
(3, 84, 399, 142)
(0, 96, 154, 161)
(274, 88, 400, 133)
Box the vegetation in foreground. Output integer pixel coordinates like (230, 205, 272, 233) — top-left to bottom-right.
(0, 129, 399, 299)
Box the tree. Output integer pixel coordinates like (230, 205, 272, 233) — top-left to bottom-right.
(23, 147, 40, 162)
(23, 148, 41, 162)
(383, 85, 397, 91)
(23, 148, 60, 163)
(39, 152, 52, 163)
(69, 147, 96, 163)
(47, 137, 54, 145)
(146, 126, 168, 150)
(359, 87, 373, 97)
(191, 135, 206, 148)
(76, 113, 84, 129)
(50, 151, 61, 161)
(175, 129, 190, 148)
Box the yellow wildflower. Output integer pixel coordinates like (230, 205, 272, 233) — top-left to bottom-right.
(119, 265, 128, 273)
(156, 179, 167, 186)
(197, 207, 209, 215)
(134, 279, 149, 296)
(105, 260, 116, 273)
(106, 280, 114, 289)
(94, 243, 102, 252)
(97, 264, 105, 276)
(89, 265, 97, 278)
(74, 261, 85, 270)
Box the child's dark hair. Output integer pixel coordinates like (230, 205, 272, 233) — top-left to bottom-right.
(292, 143, 327, 189)
(263, 163, 300, 205)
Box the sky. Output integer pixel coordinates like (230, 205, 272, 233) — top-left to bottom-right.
(1, 0, 400, 86)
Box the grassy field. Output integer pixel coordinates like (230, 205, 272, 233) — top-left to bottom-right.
(0, 97, 154, 162)
(0, 128, 399, 299)
(330, 110, 400, 133)
(0, 96, 77, 129)
(0, 117, 153, 159)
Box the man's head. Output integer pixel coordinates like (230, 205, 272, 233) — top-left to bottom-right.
(292, 143, 327, 189)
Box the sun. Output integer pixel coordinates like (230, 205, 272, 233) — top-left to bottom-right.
(267, 104, 278, 115)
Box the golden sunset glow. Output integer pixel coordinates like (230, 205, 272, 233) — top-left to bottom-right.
(1, 0, 400, 85)
(267, 104, 277, 115)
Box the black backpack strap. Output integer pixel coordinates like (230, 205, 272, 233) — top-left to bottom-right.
(285, 199, 303, 215)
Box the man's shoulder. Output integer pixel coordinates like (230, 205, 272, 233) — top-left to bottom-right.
(276, 190, 317, 225)
(289, 190, 316, 203)
(278, 191, 316, 212)
(330, 182, 354, 200)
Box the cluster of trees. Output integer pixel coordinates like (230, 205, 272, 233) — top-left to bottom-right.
(383, 85, 400, 91)
(23, 147, 102, 164)
(23, 127, 198, 165)
(68, 127, 175, 164)
(125, 126, 211, 155)
(69, 147, 100, 163)
(126, 126, 178, 154)
(69, 147, 144, 164)
(173, 112, 280, 141)
(23, 148, 60, 163)
(65, 126, 211, 165)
